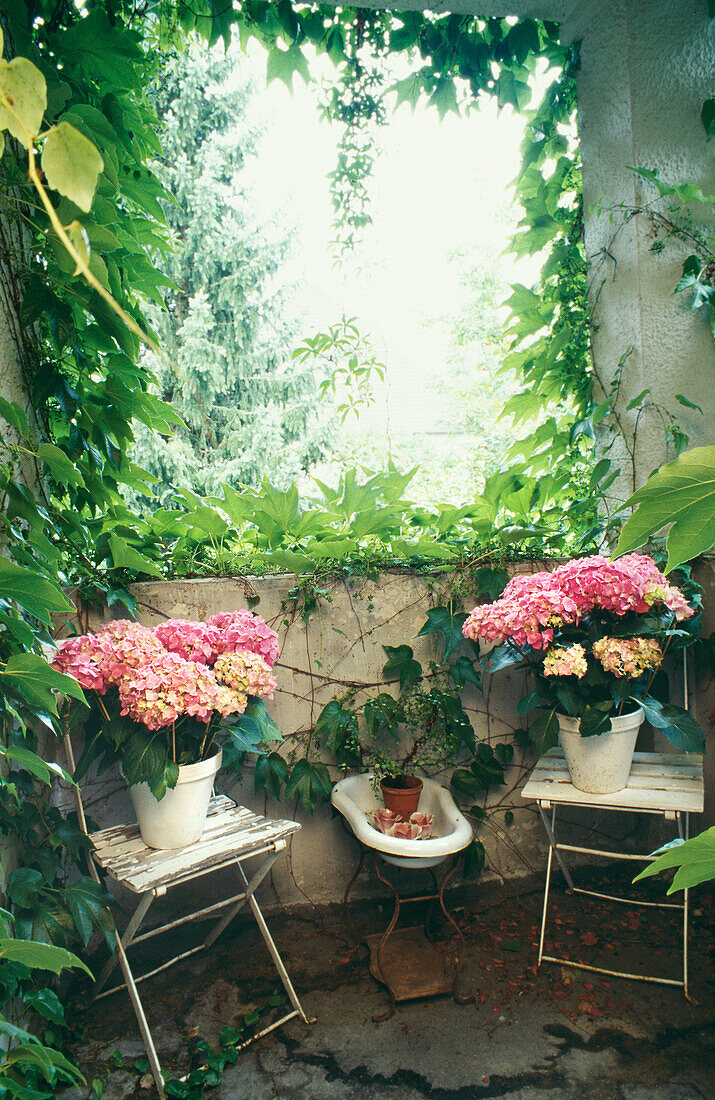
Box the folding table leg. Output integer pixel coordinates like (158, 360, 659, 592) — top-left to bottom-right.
(202, 849, 280, 950)
(113, 927, 166, 1100)
(537, 802, 576, 891)
(235, 861, 316, 1024)
(94, 890, 155, 998)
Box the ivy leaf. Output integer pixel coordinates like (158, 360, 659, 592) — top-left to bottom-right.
(614, 446, 715, 571)
(0, 58, 47, 146)
(482, 643, 523, 675)
(23, 988, 65, 1026)
(254, 752, 288, 799)
(0, 558, 73, 622)
(496, 70, 531, 111)
(382, 645, 422, 692)
(313, 700, 360, 767)
(266, 46, 310, 90)
(634, 826, 715, 893)
(41, 121, 104, 212)
(449, 656, 482, 692)
(0, 745, 72, 787)
(417, 606, 468, 660)
(0, 654, 86, 716)
(284, 758, 332, 815)
(0, 395, 29, 438)
(389, 73, 423, 112)
(429, 77, 459, 119)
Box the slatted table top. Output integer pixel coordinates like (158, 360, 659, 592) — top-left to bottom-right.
(522, 750, 704, 814)
(90, 795, 300, 894)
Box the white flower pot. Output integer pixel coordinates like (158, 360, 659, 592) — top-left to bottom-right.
(557, 708, 644, 794)
(128, 747, 222, 850)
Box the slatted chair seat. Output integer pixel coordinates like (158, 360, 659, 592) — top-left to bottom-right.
(92, 795, 300, 893)
(63, 734, 313, 1100)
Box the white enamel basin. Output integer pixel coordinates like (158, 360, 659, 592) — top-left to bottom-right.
(331, 774, 473, 868)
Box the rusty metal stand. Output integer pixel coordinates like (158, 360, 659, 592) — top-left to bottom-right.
(343, 847, 468, 1020)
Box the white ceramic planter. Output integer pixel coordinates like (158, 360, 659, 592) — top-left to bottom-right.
(557, 708, 644, 794)
(128, 747, 222, 850)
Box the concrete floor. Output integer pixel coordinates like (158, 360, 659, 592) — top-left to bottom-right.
(61, 872, 714, 1099)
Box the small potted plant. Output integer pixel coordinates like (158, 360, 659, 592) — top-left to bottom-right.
(348, 686, 472, 816)
(462, 554, 705, 794)
(53, 611, 281, 848)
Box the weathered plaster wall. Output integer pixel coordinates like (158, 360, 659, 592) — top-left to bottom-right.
(70, 568, 713, 916)
(562, 0, 715, 492)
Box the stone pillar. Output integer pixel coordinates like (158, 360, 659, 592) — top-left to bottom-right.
(563, 0, 715, 496)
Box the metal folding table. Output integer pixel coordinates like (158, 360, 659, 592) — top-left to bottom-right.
(522, 748, 704, 997)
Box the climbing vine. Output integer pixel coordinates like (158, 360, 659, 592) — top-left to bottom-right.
(0, 1, 712, 1095)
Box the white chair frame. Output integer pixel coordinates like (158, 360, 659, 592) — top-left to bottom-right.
(64, 734, 313, 1099)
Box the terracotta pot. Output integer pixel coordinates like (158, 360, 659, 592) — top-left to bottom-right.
(380, 774, 423, 816)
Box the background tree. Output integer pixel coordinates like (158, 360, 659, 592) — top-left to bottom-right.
(135, 43, 333, 498)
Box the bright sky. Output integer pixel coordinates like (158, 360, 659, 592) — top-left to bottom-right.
(242, 45, 543, 440)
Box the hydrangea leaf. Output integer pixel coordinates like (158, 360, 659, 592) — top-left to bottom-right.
(41, 121, 104, 212)
(0, 57, 47, 146)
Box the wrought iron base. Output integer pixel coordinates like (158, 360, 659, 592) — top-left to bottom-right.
(344, 847, 472, 1019)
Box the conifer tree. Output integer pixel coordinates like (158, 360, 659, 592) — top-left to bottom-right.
(135, 44, 331, 497)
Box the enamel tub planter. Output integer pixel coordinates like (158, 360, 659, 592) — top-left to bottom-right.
(556, 707, 644, 794)
(331, 774, 473, 869)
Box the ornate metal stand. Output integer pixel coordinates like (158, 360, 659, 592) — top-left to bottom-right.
(343, 847, 471, 1020)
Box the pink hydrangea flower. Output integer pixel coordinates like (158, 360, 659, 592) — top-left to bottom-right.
(52, 634, 107, 692)
(592, 636, 663, 678)
(214, 650, 277, 699)
(462, 554, 694, 651)
(208, 610, 280, 667)
(542, 644, 588, 679)
(152, 619, 221, 665)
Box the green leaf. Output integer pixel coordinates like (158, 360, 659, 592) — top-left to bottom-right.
(0, 744, 72, 787)
(254, 752, 288, 799)
(23, 988, 65, 1026)
(635, 696, 705, 752)
(284, 758, 332, 815)
(429, 77, 459, 119)
(266, 45, 310, 90)
(614, 446, 715, 571)
(108, 532, 163, 577)
(529, 708, 559, 754)
(634, 826, 715, 892)
(702, 98, 715, 138)
(417, 606, 468, 660)
(382, 645, 422, 692)
(389, 73, 423, 112)
(41, 121, 104, 212)
(0, 557, 73, 622)
(0, 654, 86, 715)
(0, 938, 92, 978)
(0, 395, 30, 437)
(37, 442, 85, 488)
(449, 656, 482, 692)
(0, 58, 47, 147)
(242, 698, 282, 742)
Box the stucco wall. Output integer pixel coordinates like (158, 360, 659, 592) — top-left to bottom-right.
(563, 0, 715, 493)
(69, 567, 713, 915)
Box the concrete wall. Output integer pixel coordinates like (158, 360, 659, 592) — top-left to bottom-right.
(563, 0, 715, 492)
(69, 566, 713, 915)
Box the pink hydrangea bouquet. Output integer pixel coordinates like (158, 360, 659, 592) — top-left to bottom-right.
(462, 554, 705, 753)
(53, 611, 281, 798)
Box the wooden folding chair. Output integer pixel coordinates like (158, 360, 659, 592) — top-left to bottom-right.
(63, 734, 313, 1099)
